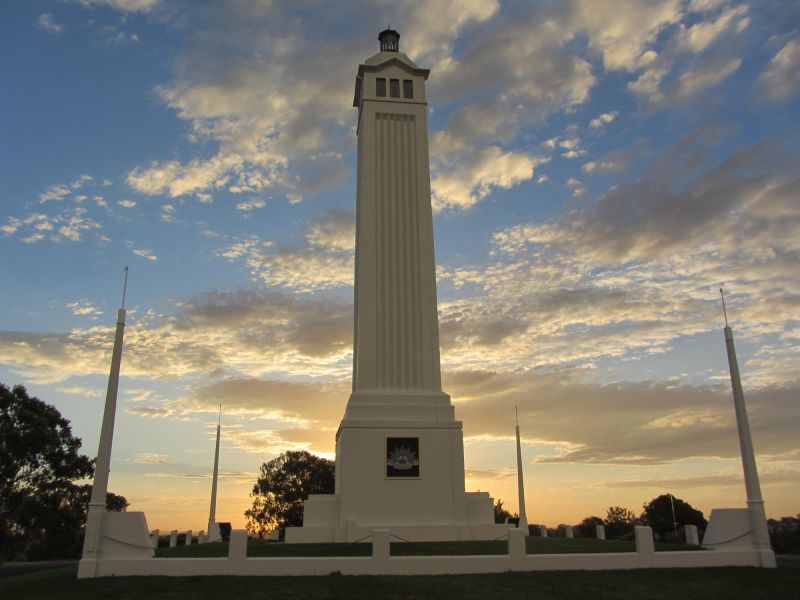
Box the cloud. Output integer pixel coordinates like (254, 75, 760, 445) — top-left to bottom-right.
(133, 452, 171, 465)
(0, 288, 353, 385)
(127, 155, 247, 198)
(118, 1, 581, 210)
(73, 0, 160, 12)
(493, 135, 800, 264)
(118, 199, 137, 208)
(58, 208, 101, 241)
(133, 248, 157, 260)
(21, 234, 45, 244)
(92, 24, 141, 46)
(673, 3, 749, 54)
(217, 235, 353, 293)
(582, 142, 648, 175)
(1, 176, 113, 245)
(36, 13, 63, 34)
(589, 111, 618, 129)
(601, 469, 800, 490)
(126, 377, 350, 454)
(444, 369, 800, 465)
(67, 300, 104, 318)
(756, 36, 800, 103)
(663, 55, 741, 104)
(39, 184, 72, 203)
(625, 2, 750, 107)
(427, 130, 800, 396)
(57, 385, 103, 397)
(160, 203, 176, 222)
(118, 0, 762, 214)
(236, 198, 266, 212)
(305, 210, 355, 252)
(431, 143, 539, 212)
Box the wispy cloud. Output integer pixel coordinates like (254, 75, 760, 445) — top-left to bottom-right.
(133, 248, 157, 260)
(35, 13, 63, 34)
(67, 300, 104, 318)
(756, 36, 800, 104)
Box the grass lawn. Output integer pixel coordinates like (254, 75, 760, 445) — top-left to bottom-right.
(2, 564, 798, 599)
(154, 536, 701, 558)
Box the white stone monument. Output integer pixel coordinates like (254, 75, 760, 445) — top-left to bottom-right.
(78, 269, 152, 579)
(515, 406, 529, 531)
(702, 291, 776, 568)
(565, 525, 573, 539)
(285, 29, 503, 543)
(206, 405, 223, 542)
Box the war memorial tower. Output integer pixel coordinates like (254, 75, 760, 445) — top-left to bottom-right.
(286, 29, 502, 543)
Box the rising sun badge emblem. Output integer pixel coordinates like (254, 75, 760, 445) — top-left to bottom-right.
(387, 446, 419, 470)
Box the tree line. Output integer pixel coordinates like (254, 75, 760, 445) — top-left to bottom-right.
(495, 497, 706, 540)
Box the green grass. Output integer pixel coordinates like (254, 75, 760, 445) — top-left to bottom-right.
(154, 536, 702, 558)
(2, 564, 798, 599)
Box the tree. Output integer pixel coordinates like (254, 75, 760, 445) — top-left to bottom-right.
(493, 499, 517, 524)
(576, 515, 605, 538)
(604, 506, 638, 539)
(245, 450, 334, 538)
(0, 383, 128, 560)
(767, 515, 800, 554)
(640, 494, 707, 539)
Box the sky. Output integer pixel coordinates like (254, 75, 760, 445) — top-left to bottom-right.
(1, 0, 799, 533)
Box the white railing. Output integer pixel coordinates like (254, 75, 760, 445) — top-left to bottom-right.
(80, 525, 774, 578)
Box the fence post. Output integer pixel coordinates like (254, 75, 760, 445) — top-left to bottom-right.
(635, 526, 655, 553)
(508, 527, 526, 565)
(228, 529, 248, 562)
(685, 524, 700, 545)
(372, 529, 390, 564)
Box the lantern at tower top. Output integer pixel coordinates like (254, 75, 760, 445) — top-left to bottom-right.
(378, 28, 400, 52)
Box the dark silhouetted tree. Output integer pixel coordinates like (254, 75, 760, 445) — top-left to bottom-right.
(640, 494, 707, 539)
(767, 515, 800, 554)
(493, 498, 517, 524)
(245, 450, 334, 538)
(576, 515, 605, 538)
(604, 506, 638, 539)
(0, 383, 127, 559)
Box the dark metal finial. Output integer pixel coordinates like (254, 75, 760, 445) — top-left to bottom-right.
(720, 288, 728, 327)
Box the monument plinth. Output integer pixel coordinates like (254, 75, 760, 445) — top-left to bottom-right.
(286, 29, 503, 543)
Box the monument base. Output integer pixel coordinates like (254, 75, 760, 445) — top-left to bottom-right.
(702, 508, 776, 568)
(285, 516, 508, 543)
(286, 407, 504, 543)
(78, 512, 153, 578)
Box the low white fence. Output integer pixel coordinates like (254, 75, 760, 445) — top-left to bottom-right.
(82, 526, 773, 578)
